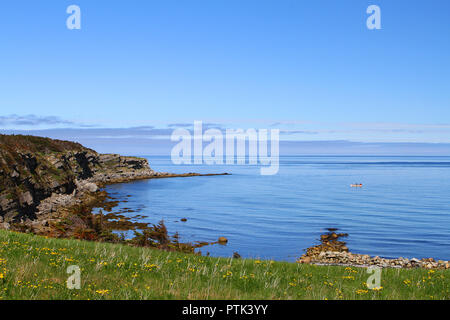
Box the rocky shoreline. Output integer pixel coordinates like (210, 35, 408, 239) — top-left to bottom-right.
(297, 229, 450, 270)
(0, 135, 228, 236)
(18, 170, 230, 235)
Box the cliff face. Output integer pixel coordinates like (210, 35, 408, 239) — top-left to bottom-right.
(0, 135, 154, 225)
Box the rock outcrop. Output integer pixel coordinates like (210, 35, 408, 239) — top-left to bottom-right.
(0, 134, 155, 225)
(297, 229, 450, 269)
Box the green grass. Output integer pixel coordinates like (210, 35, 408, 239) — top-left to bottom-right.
(0, 230, 448, 300)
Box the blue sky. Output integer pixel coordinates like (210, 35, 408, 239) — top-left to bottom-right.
(1, 0, 450, 154)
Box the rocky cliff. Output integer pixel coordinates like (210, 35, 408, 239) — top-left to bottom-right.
(0, 134, 155, 226)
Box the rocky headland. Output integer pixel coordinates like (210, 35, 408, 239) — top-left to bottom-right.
(0, 134, 227, 246)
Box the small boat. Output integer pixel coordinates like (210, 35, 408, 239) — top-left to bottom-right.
(350, 184, 363, 187)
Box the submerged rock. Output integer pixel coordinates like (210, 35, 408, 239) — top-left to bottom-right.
(233, 252, 241, 259)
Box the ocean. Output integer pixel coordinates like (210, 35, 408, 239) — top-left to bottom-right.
(102, 156, 450, 262)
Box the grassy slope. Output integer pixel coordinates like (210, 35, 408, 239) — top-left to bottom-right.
(0, 134, 88, 154)
(0, 230, 448, 300)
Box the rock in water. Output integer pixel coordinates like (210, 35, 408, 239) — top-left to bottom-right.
(218, 237, 228, 244)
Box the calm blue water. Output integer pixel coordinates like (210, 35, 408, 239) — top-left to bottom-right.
(103, 156, 450, 262)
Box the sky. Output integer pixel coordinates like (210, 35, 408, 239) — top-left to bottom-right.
(0, 0, 450, 154)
